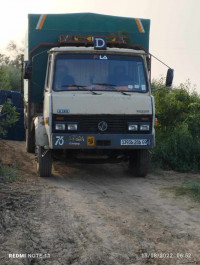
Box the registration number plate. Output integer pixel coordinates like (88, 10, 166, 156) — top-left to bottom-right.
(121, 139, 150, 146)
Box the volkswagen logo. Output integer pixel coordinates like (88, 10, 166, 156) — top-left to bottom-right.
(98, 121, 108, 132)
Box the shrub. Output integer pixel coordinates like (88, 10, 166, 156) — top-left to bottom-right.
(152, 125, 200, 171)
(152, 80, 200, 172)
(0, 102, 19, 136)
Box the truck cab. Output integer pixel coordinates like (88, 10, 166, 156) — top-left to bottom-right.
(34, 43, 154, 177)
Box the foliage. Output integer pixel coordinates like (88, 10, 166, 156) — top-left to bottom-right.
(6, 41, 24, 68)
(165, 182, 200, 202)
(0, 162, 19, 182)
(1, 65, 21, 91)
(0, 102, 19, 136)
(0, 67, 11, 90)
(0, 41, 23, 91)
(152, 79, 200, 172)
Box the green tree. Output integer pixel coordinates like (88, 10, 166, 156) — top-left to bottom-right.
(0, 41, 23, 91)
(0, 67, 11, 90)
(6, 41, 24, 68)
(0, 102, 19, 136)
(1, 65, 21, 91)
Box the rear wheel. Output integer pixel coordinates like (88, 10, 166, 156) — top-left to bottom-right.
(129, 149, 150, 177)
(36, 146, 52, 177)
(26, 128, 35, 153)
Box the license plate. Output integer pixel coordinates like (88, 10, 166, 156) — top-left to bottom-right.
(121, 139, 150, 146)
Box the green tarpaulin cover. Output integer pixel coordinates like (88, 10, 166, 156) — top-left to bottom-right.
(25, 13, 150, 103)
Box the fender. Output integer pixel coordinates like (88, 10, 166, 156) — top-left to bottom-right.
(34, 116, 49, 147)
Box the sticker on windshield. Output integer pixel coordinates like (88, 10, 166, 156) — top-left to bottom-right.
(99, 55, 108, 60)
(128, 85, 133, 89)
(141, 85, 146, 91)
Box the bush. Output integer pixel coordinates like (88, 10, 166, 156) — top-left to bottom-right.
(152, 125, 200, 171)
(152, 80, 200, 172)
(0, 102, 19, 136)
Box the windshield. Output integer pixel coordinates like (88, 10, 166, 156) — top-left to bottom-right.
(53, 54, 148, 92)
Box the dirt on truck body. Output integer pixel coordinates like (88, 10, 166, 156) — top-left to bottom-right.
(0, 140, 200, 265)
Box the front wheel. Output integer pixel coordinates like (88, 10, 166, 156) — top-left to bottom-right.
(36, 146, 52, 177)
(129, 149, 150, 177)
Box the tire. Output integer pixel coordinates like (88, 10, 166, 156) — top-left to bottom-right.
(36, 146, 52, 177)
(129, 149, 150, 177)
(26, 129, 35, 153)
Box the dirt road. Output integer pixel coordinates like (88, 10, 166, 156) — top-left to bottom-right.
(0, 140, 200, 265)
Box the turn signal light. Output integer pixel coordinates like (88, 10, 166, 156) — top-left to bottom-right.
(45, 117, 49, 125)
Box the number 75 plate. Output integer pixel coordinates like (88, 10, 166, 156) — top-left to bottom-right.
(121, 139, 150, 146)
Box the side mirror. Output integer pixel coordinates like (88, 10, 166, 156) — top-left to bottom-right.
(23, 60, 32, 79)
(166, 68, 174, 87)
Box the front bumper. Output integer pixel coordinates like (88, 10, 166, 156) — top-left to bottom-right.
(51, 133, 155, 149)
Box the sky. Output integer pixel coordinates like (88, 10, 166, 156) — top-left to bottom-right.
(0, 0, 200, 92)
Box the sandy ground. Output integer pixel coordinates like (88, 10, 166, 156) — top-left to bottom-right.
(0, 140, 200, 265)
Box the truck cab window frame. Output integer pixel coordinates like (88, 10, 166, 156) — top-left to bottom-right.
(45, 55, 52, 90)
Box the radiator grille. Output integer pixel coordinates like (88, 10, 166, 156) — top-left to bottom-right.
(52, 115, 152, 134)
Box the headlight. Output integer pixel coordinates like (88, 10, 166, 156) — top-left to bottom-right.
(140, 124, 150, 131)
(67, 123, 78, 131)
(55, 123, 65, 130)
(128, 124, 138, 131)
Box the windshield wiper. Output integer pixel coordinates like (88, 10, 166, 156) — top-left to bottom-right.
(61, 84, 101, 94)
(105, 90, 131, 96)
(93, 83, 131, 95)
(90, 90, 101, 95)
(61, 84, 88, 89)
(92, 83, 116, 87)
(120, 91, 131, 96)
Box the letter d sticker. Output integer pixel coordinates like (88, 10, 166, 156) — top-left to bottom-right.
(94, 37, 107, 50)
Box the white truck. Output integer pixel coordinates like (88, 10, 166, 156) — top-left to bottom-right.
(24, 13, 173, 177)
